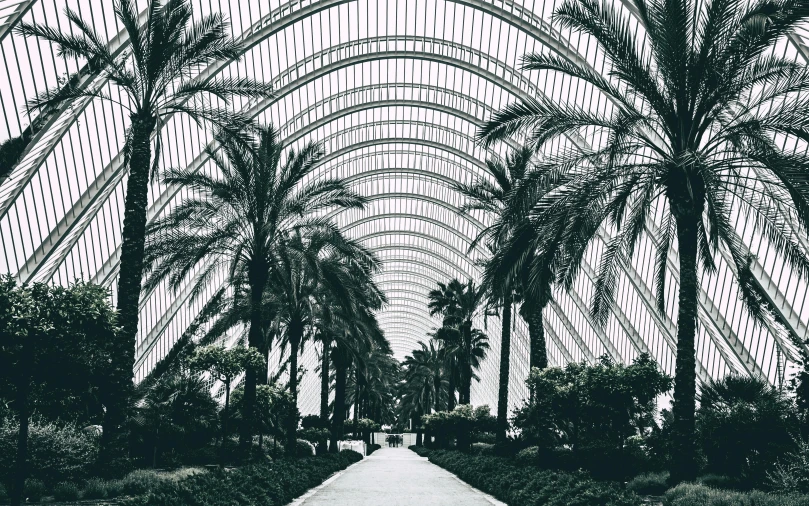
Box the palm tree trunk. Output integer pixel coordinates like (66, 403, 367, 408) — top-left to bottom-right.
(353, 368, 361, 438)
(11, 373, 30, 506)
(670, 211, 700, 483)
(318, 339, 330, 455)
(103, 113, 155, 466)
(528, 304, 547, 371)
(240, 259, 268, 450)
(461, 324, 472, 405)
(220, 384, 230, 467)
(285, 322, 303, 455)
(433, 372, 442, 412)
(330, 349, 347, 453)
(497, 292, 513, 443)
(447, 359, 456, 411)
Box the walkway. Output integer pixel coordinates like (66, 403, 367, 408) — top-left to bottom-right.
(293, 447, 505, 506)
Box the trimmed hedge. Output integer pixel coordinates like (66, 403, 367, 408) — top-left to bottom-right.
(366, 444, 381, 455)
(412, 447, 640, 506)
(123, 450, 363, 506)
(664, 483, 809, 506)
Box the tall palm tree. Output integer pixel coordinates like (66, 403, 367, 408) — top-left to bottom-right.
(144, 124, 365, 450)
(17, 0, 273, 460)
(479, 0, 809, 482)
(455, 146, 547, 440)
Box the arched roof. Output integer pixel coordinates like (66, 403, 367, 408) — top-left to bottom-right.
(2, 0, 809, 411)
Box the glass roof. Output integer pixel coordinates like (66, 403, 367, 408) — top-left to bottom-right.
(2, 0, 808, 414)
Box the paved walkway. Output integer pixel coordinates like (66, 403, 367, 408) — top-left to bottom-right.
(293, 447, 505, 506)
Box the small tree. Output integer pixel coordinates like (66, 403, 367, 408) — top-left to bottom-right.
(190, 346, 263, 465)
(0, 277, 117, 506)
(513, 354, 671, 478)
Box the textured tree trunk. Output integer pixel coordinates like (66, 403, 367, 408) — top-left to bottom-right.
(330, 349, 348, 453)
(318, 339, 330, 455)
(240, 259, 268, 450)
(415, 413, 423, 446)
(104, 113, 155, 466)
(220, 384, 230, 467)
(528, 305, 547, 371)
(497, 292, 513, 443)
(460, 324, 472, 405)
(670, 211, 700, 483)
(11, 375, 30, 506)
(353, 368, 361, 438)
(447, 358, 456, 411)
(285, 322, 302, 455)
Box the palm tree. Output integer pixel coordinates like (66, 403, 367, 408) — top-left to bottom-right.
(479, 0, 809, 482)
(428, 279, 488, 405)
(144, 123, 365, 450)
(329, 308, 387, 452)
(269, 229, 383, 454)
(17, 0, 273, 460)
(402, 342, 445, 445)
(455, 146, 544, 440)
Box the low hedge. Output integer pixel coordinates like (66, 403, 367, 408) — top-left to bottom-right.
(366, 444, 381, 455)
(123, 450, 362, 506)
(409, 445, 430, 457)
(413, 447, 640, 506)
(664, 483, 809, 506)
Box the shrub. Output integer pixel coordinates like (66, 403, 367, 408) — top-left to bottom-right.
(417, 448, 639, 506)
(0, 417, 98, 486)
(664, 483, 809, 506)
(696, 474, 741, 490)
(627, 472, 670, 495)
(366, 443, 381, 455)
(82, 478, 110, 500)
(23, 478, 46, 503)
(769, 437, 809, 494)
(121, 469, 165, 496)
(0, 483, 8, 504)
(296, 439, 316, 457)
(471, 443, 494, 455)
(53, 481, 81, 501)
(515, 446, 540, 464)
(697, 375, 797, 486)
(409, 445, 431, 457)
(122, 451, 362, 505)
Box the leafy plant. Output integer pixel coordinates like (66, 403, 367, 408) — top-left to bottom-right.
(53, 482, 80, 502)
(0, 417, 98, 488)
(768, 437, 809, 494)
(627, 472, 670, 496)
(665, 483, 809, 506)
(22, 479, 45, 503)
(697, 375, 797, 486)
(417, 448, 639, 506)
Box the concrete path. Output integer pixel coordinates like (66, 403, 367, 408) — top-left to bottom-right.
(293, 447, 506, 506)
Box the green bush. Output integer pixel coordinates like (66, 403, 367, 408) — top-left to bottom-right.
(664, 483, 809, 506)
(768, 437, 809, 494)
(0, 483, 9, 504)
(366, 443, 381, 455)
(122, 451, 363, 506)
(121, 469, 166, 496)
(627, 472, 670, 495)
(53, 481, 81, 501)
(82, 477, 111, 500)
(0, 417, 98, 487)
(409, 445, 431, 457)
(515, 446, 540, 463)
(471, 442, 494, 455)
(696, 474, 741, 490)
(23, 478, 46, 503)
(416, 448, 639, 506)
(296, 439, 316, 457)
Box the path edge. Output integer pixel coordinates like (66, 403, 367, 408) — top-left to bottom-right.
(287, 456, 368, 506)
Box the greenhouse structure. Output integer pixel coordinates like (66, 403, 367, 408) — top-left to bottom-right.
(1, 0, 809, 504)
